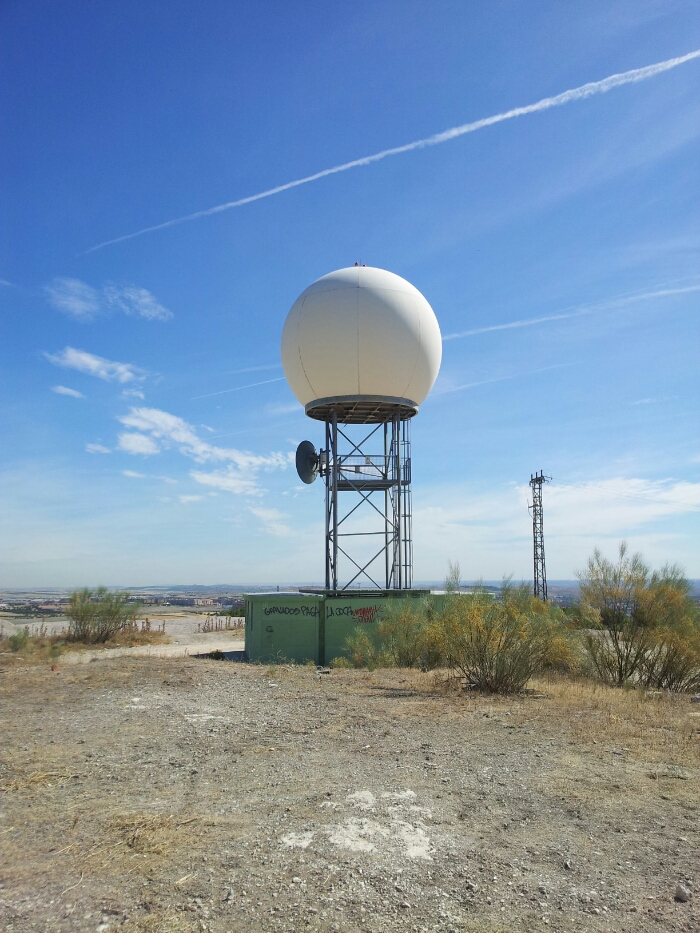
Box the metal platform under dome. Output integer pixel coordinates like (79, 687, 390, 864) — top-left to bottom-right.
(305, 395, 418, 424)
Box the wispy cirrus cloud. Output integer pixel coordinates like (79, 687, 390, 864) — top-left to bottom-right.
(85, 49, 700, 252)
(103, 284, 172, 321)
(44, 277, 172, 322)
(45, 347, 145, 384)
(432, 362, 577, 397)
(122, 469, 145, 478)
(118, 433, 160, 456)
(443, 284, 700, 341)
(190, 467, 262, 497)
(86, 443, 111, 454)
(249, 506, 292, 537)
(179, 495, 203, 504)
(116, 406, 292, 495)
(223, 363, 282, 376)
(45, 278, 101, 322)
(51, 385, 84, 399)
(267, 402, 302, 415)
(191, 377, 285, 400)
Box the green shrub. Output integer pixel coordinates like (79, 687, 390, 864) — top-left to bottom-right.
(344, 628, 377, 669)
(637, 612, 700, 692)
(8, 627, 29, 652)
(375, 598, 430, 668)
(577, 544, 700, 690)
(438, 585, 572, 694)
(66, 587, 140, 644)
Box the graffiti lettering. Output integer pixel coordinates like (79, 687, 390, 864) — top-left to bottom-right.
(263, 605, 318, 617)
(327, 605, 352, 617)
(327, 604, 381, 622)
(352, 605, 381, 624)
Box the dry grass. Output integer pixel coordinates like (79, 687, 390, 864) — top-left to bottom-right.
(0, 628, 171, 668)
(1, 659, 698, 933)
(410, 667, 700, 768)
(2, 770, 72, 792)
(531, 672, 700, 765)
(107, 813, 201, 855)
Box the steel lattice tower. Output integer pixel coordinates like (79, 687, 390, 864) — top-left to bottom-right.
(320, 407, 412, 591)
(529, 471, 551, 600)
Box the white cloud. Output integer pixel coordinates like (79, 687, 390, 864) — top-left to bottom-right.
(413, 476, 700, 580)
(45, 278, 100, 322)
(52, 385, 84, 399)
(118, 406, 291, 468)
(86, 443, 111, 454)
(45, 277, 172, 322)
(118, 433, 160, 456)
(249, 506, 292, 537)
(122, 470, 145, 478)
(443, 284, 700, 341)
(544, 478, 700, 533)
(1, 278, 16, 287)
(191, 467, 262, 497)
(45, 347, 145, 384)
(267, 402, 302, 415)
(122, 388, 145, 400)
(179, 495, 203, 503)
(115, 406, 292, 495)
(158, 476, 178, 484)
(103, 284, 172, 321)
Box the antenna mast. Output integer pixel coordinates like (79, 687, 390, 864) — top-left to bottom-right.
(528, 471, 551, 600)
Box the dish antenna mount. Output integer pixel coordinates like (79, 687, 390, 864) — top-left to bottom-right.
(296, 440, 319, 485)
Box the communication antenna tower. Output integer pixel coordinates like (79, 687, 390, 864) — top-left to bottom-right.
(528, 471, 551, 600)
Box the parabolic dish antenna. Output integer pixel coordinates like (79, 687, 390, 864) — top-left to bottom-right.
(295, 440, 319, 484)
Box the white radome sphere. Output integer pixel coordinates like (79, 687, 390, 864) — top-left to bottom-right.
(281, 266, 442, 416)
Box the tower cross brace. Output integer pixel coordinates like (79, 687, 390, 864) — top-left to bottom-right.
(320, 411, 412, 592)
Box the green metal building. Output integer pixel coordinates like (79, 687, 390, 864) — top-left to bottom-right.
(244, 589, 442, 665)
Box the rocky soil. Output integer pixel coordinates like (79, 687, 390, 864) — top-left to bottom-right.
(0, 658, 698, 933)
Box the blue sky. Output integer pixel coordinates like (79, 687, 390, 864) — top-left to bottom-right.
(1, 0, 699, 588)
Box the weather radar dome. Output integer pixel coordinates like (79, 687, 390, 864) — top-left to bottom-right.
(281, 266, 441, 424)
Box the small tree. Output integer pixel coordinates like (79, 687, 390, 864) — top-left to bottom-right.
(67, 587, 139, 644)
(375, 598, 430, 668)
(638, 566, 700, 691)
(439, 583, 570, 693)
(577, 543, 700, 689)
(67, 588, 96, 642)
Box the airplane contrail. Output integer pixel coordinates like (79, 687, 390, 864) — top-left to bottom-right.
(442, 284, 700, 340)
(191, 376, 285, 400)
(86, 49, 700, 253)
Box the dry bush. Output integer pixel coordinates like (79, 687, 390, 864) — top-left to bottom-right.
(66, 588, 141, 643)
(343, 584, 571, 694)
(344, 627, 377, 669)
(578, 543, 700, 690)
(438, 585, 572, 694)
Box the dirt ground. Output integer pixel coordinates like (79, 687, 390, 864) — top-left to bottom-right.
(0, 658, 698, 933)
